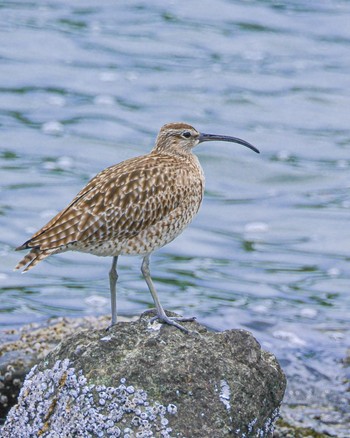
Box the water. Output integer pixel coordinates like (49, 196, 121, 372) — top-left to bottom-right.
(1, 0, 350, 435)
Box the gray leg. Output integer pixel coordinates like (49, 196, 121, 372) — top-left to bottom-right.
(141, 254, 194, 333)
(108, 256, 118, 329)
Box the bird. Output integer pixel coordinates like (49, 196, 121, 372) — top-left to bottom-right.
(15, 122, 259, 333)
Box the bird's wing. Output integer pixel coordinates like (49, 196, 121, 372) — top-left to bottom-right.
(17, 154, 201, 251)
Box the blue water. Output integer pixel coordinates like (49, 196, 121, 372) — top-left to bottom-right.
(1, 1, 350, 435)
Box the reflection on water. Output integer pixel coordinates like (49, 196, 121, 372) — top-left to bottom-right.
(1, 1, 350, 435)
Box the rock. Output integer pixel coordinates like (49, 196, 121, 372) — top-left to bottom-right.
(2, 311, 286, 437)
(273, 419, 332, 438)
(0, 315, 133, 422)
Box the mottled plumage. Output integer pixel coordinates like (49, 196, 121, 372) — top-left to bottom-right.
(15, 122, 259, 332)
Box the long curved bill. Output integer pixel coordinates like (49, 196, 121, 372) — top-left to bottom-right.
(198, 133, 260, 154)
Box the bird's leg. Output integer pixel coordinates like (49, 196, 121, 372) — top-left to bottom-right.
(141, 255, 195, 333)
(107, 256, 118, 330)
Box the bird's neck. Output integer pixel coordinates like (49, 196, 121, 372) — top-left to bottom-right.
(150, 149, 204, 182)
(152, 143, 193, 159)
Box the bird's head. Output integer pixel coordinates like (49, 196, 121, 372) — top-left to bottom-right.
(153, 122, 259, 156)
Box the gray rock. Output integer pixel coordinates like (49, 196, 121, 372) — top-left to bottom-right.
(2, 312, 286, 437)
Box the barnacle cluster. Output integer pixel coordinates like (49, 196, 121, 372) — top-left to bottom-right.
(2, 359, 177, 437)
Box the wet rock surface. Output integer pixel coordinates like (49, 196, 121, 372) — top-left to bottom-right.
(2, 311, 286, 437)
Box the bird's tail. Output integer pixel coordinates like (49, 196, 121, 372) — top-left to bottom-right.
(14, 248, 53, 272)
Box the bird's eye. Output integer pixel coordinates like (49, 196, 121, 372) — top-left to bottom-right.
(182, 131, 191, 139)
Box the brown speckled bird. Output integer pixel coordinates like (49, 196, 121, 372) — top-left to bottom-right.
(15, 123, 259, 332)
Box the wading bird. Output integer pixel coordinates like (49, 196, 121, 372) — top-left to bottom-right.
(15, 123, 259, 332)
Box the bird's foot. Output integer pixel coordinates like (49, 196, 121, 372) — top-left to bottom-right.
(140, 308, 196, 333)
(149, 313, 196, 333)
(105, 322, 117, 332)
